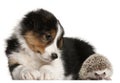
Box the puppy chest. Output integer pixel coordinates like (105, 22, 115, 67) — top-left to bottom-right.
(10, 52, 42, 69)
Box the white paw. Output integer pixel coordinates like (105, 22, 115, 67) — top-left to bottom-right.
(38, 68, 55, 80)
(39, 69, 55, 80)
(20, 69, 40, 80)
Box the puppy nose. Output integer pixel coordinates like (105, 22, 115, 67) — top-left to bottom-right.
(51, 53, 58, 60)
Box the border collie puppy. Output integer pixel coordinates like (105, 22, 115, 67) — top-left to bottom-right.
(5, 9, 96, 80)
(5, 9, 65, 80)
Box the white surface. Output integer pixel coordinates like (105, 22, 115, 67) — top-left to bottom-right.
(0, 0, 120, 82)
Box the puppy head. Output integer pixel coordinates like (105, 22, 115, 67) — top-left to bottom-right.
(21, 9, 64, 62)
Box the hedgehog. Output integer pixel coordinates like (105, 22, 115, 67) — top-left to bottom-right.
(79, 54, 113, 80)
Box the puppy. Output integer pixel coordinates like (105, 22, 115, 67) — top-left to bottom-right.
(5, 9, 65, 80)
(5, 9, 109, 80)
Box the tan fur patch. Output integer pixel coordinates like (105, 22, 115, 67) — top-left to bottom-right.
(24, 30, 56, 54)
(8, 57, 19, 66)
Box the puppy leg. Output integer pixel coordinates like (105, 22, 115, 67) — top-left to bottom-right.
(38, 65, 55, 80)
(11, 65, 40, 80)
(38, 64, 64, 80)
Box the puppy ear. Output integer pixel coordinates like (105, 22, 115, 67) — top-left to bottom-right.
(57, 37, 63, 49)
(57, 20, 65, 36)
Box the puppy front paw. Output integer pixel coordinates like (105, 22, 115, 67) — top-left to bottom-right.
(38, 64, 65, 80)
(39, 69, 55, 80)
(20, 69, 40, 80)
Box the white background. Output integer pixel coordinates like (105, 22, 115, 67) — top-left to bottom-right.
(0, 0, 120, 82)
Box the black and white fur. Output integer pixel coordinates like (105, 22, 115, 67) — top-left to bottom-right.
(61, 37, 95, 79)
(5, 9, 101, 80)
(5, 9, 65, 80)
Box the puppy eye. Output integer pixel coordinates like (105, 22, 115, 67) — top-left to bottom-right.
(44, 34, 52, 41)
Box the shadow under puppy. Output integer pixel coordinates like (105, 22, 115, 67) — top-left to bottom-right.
(5, 9, 112, 80)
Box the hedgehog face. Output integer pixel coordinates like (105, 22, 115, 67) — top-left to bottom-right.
(79, 54, 113, 80)
(86, 68, 112, 80)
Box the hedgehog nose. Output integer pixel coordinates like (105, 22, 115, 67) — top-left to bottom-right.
(51, 53, 58, 60)
(98, 77, 102, 80)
